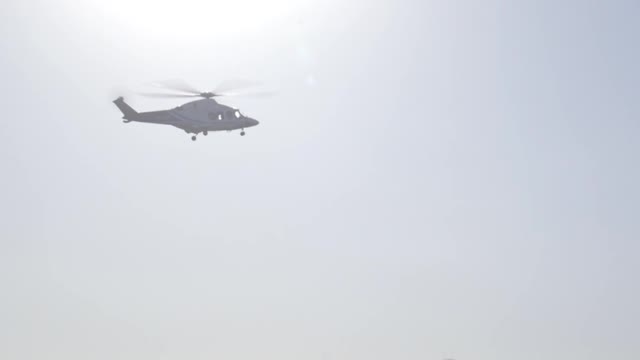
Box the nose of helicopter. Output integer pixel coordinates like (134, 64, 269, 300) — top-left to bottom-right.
(247, 117, 260, 127)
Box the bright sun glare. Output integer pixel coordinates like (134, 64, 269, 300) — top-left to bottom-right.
(87, 0, 304, 38)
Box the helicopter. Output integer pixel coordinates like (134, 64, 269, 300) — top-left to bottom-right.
(112, 80, 265, 141)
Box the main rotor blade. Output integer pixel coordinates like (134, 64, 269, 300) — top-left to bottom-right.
(139, 92, 200, 98)
(150, 79, 202, 95)
(214, 79, 263, 94)
(216, 89, 277, 98)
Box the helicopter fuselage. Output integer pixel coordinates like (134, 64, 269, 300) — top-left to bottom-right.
(113, 97, 259, 138)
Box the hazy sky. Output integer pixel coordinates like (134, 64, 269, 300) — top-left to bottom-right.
(1, 0, 639, 359)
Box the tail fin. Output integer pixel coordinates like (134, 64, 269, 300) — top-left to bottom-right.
(113, 97, 138, 120)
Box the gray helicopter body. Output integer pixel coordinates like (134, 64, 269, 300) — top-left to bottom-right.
(113, 97, 259, 140)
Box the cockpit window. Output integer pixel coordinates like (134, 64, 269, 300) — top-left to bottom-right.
(218, 114, 223, 120)
(235, 110, 241, 119)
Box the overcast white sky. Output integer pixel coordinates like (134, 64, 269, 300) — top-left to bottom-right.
(1, 0, 639, 359)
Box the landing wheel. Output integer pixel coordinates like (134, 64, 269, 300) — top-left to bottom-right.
(203, 131, 208, 136)
(191, 135, 197, 141)
(240, 131, 246, 136)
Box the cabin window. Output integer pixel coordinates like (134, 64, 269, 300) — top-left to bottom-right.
(218, 114, 223, 120)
